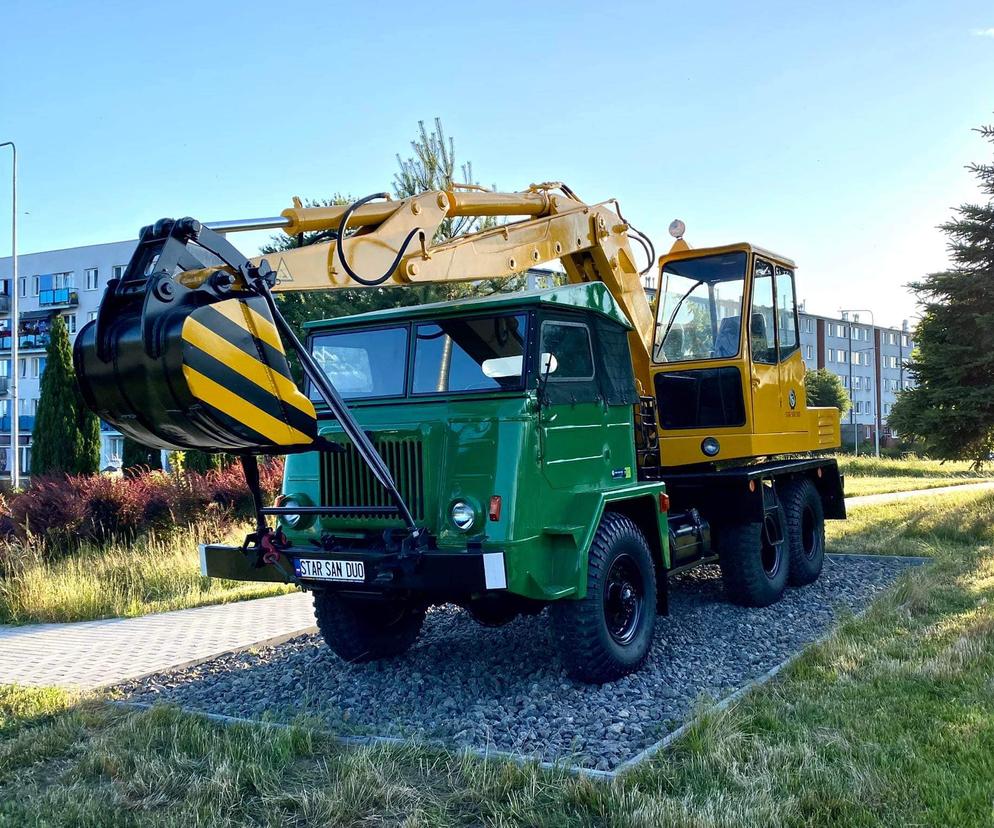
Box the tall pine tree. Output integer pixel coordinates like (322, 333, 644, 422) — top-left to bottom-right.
(890, 122, 994, 467)
(32, 316, 99, 476)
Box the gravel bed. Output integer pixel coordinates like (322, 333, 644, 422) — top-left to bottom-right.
(118, 555, 920, 771)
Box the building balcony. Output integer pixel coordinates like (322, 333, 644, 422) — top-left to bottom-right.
(0, 415, 35, 433)
(0, 334, 50, 352)
(38, 288, 78, 309)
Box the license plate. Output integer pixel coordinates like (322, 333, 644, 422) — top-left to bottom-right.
(293, 557, 366, 583)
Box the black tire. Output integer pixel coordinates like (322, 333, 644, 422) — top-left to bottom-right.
(551, 513, 657, 684)
(780, 478, 825, 586)
(464, 599, 521, 628)
(715, 520, 788, 607)
(313, 592, 426, 663)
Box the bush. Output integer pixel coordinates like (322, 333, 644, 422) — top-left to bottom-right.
(0, 459, 284, 563)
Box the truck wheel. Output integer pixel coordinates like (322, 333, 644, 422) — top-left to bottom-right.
(780, 478, 825, 586)
(312, 592, 426, 663)
(551, 513, 657, 684)
(716, 521, 787, 607)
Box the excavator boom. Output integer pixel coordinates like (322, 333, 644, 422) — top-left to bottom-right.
(75, 185, 657, 459)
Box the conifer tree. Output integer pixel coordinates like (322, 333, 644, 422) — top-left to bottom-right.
(32, 317, 84, 475)
(890, 123, 994, 467)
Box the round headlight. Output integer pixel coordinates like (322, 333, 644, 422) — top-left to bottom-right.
(451, 501, 475, 531)
(281, 497, 303, 528)
(701, 437, 720, 457)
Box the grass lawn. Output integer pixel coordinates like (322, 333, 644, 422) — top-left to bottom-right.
(0, 523, 292, 625)
(2, 489, 993, 825)
(837, 454, 991, 497)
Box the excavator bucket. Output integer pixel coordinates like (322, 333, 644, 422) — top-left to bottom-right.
(74, 218, 317, 454)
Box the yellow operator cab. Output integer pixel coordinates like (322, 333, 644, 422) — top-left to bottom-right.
(650, 238, 840, 469)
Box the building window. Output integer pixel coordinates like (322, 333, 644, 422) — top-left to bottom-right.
(838, 349, 848, 363)
(827, 323, 835, 338)
(112, 265, 127, 279)
(805, 345, 813, 360)
(828, 350, 835, 363)
(20, 446, 31, 475)
(0, 279, 8, 296)
(18, 276, 26, 297)
(87, 311, 97, 323)
(18, 358, 25, 378)
(31, 357, 47, 378)
(902, 334, 910, 348)
(109, 436, 124, 462)
(85, 268, 99, 290)
(66, 314, 77, 334)
(842, 375, 849, 388)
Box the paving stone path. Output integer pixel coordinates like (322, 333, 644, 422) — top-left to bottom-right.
(1, 481, 990, 690)
(0, 593, 315, 689)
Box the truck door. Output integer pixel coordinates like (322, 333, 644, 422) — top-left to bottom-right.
(538, 317, 619, 489)
(749, 257, 803, 436)
(749, 257, 782, 435)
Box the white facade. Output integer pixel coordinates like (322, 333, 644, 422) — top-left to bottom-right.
(798, 310, 915, 438)
(0, 239, 137, 476)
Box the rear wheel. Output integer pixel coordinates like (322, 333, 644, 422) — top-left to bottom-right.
(313, 592, 426, 663)
(716, 520, 788, 607)
(780, 478, 825, 586)
(551, 513, 657, 684)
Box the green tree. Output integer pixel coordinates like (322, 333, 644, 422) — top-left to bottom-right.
(262, 118, 523, 382)
(889, 123, 994, 467)
(34, 317, 99, 476)
(804, 368, 851, 417)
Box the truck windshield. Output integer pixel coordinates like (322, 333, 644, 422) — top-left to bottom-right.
(653, 251, 748, 362)
(311, 325, 409, 400)
(309, 312, 529, 401)
(413, 313, 527, 394)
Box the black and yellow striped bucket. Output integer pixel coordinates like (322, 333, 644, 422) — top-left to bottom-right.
(75, 290, 317, 454)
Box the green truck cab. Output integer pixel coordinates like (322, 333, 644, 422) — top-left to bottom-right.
(203, 283, 670, 682)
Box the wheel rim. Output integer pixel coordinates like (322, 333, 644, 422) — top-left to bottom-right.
(801, 505, 818, 559)
(604, 553, 644, 646)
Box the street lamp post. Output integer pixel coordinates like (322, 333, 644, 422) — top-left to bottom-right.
(0, 142, 17, 489)
(840, 307, 879, 458)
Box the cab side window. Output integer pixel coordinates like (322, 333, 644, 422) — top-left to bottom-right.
(775, 266, 800, 359)
(750, 259, 777, 365)
(540, 321, 594, 380)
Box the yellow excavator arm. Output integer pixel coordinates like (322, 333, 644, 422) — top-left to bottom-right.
(74, 185, 657, 460)
(193, 185, 656, 385)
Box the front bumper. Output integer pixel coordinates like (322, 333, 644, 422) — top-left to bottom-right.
(199, 543, 508, 596)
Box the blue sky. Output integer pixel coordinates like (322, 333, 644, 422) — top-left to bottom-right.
(1, 0, 992, 326)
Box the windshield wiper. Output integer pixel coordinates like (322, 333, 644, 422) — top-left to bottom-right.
(655, 279, 704, 360)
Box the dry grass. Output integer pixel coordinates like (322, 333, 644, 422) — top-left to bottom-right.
(0, 523, 291, 624)
(3, 490, 994, 825)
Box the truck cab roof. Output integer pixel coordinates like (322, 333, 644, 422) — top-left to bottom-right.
(303, 282, 635, 331)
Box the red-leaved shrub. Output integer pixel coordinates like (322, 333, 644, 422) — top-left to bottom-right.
(0, 458, 284, 559)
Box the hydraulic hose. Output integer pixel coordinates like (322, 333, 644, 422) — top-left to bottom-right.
(336, 192, 425, 286)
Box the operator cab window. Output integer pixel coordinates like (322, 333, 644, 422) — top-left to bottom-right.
(750, 259, 777, 364)
(775, 265, 800, 359)
(654, 251, 748, 362)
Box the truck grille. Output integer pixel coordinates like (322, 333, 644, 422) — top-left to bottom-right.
(320, 438, 425, 520)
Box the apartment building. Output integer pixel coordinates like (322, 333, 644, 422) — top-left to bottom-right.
(798, 309, 915, 441)
(0, 239, 137, 477)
